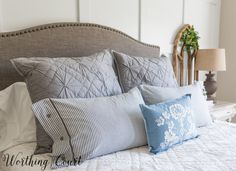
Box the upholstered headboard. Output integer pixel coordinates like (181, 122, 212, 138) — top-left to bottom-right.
(0, 22, 160, 90)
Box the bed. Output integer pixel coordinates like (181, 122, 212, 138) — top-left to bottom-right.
(0, 121, 236, 171)
(0, 23, 236, 171)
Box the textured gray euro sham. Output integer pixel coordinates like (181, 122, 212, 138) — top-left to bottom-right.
(11, 49, 122, 154)
(113, 51, 178, 92)
(32, 87, 146, 169)
(11, 49, 121, 102)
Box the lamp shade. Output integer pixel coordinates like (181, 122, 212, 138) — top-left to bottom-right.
(195, 49, 226, 71)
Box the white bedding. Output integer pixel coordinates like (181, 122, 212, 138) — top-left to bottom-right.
(1, 121, 236, 171)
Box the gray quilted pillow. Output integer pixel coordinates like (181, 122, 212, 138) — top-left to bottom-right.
(113, 51, 178, 92)
(11, 49, 122, 154)
(32, 87, 146, 169)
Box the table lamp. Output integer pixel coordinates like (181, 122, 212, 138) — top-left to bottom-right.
(195, 49, 226, 101)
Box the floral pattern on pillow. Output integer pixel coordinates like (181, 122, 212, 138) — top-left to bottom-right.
(140, 94, 198, 154)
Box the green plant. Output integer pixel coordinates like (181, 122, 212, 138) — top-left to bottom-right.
(180, 26, 200, 53)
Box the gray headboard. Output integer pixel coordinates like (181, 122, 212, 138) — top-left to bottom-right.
(0, 22, 160, 90)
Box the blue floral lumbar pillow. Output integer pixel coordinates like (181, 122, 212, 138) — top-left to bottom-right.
(140, 94, 198, 154)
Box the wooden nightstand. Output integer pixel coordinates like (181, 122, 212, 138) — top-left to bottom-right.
(209, 101, 236, 122)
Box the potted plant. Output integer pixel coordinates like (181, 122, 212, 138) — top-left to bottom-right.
(180, 26, 200, 55)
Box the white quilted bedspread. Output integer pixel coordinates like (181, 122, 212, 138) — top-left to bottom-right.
(1, 121, 236, 171)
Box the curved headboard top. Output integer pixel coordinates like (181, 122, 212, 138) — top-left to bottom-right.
(0, 22, 160, 90)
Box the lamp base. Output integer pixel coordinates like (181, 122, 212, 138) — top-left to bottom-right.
(204, 71, 217, 102)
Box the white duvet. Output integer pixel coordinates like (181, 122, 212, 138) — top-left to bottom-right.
(1, 121, 236, 171)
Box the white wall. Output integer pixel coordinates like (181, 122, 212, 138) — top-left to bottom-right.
(78, 0, 221, 56)
(217, 0, 236, 102)
(184, 0, 221, 49)
(0, 0, 3, 31)
(79, 0, 139, 39)
(140, 0, 183, 54)
(0, 0, 78, 32)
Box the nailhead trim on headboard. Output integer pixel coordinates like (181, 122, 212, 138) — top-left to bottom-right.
(0, 22, 161, 90)
(0, 22, 159, 49)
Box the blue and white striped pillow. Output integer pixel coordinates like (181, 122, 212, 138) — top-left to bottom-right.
(32, 87, 146, 169)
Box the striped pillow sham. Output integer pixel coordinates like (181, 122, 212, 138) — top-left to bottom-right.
(32, 87, 146, 169)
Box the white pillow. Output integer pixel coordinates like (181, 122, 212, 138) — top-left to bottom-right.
(139, 82, 212, 127)
(0, 82, 36, 152)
